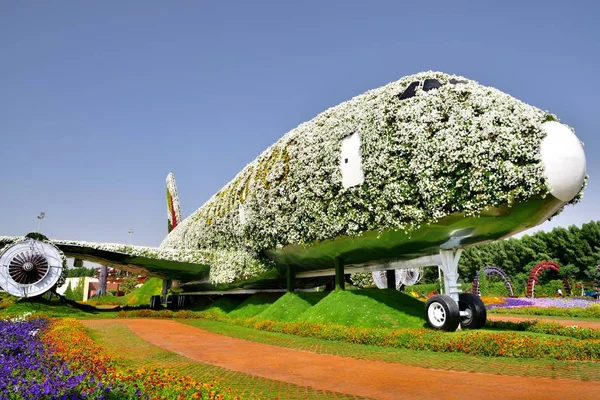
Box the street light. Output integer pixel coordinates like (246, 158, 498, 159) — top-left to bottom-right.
(128, 229, 134, 245)
(37, 212, 45, 233)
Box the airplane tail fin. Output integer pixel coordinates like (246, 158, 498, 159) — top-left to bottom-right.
(166, 172, 182, 233)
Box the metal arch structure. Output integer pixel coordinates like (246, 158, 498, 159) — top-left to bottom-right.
(526, 261, 560, 298)
(471, 266, 514, 297)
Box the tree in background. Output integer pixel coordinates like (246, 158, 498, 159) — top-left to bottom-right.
(97, 265, 108, 297)
(72, 278, 85, 301)
(64, 281, 74, 300)
(66, 267, 96, 278)
(120, 276, 138, 295)
(458, 220, 600, 284)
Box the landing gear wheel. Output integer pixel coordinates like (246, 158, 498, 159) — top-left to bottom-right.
(425, 294, 460, 331)
(458, 293, 487, 329)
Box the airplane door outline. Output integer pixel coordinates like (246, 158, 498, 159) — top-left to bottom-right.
(340, 132, 365, 189)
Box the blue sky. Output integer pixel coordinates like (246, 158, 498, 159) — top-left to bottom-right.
(1, 0, 599, 248)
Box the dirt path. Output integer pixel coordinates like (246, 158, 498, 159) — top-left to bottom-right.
(84, 319, 600, 400)
(488, 314, 600, 329)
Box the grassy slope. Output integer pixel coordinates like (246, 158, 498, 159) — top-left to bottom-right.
(300, 289, 426, 329)
(255, 292, 328, 322)
(228, 292, 284, 318)
(203, 295, 247, 314)
(2, 297, 118, 318)
(124, 278, 162, 306)
(216, 289, 426, 329)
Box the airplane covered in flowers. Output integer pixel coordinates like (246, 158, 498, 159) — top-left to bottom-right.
(0, 71, 586, 330)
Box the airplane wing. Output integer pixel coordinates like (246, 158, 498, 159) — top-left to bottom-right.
(0, 235, 211, 282)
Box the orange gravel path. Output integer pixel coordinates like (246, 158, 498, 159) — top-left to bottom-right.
(84, 319, 600, 400)
(488, 314, 600, 329)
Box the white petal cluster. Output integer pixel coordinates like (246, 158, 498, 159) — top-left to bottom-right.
(52, 239, 213, 265)
(159, 71, 576, 285)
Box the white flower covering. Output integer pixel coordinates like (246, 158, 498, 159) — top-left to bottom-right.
(53, 239, 213, 265)
(3, 72, 584, 288)
(350, 272, 376, 288)
(158, 71, 582, 285)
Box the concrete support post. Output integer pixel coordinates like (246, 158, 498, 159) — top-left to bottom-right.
(334, 257, 345, 291)
(161, 279, 172, 303)
(287, 265, 295, 292)
(386, 270, 396, 290)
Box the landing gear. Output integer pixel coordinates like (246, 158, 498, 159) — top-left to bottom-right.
(458, 293, 486, 329)
(426, 249, 487, 331)
(425, 294, 460, 331)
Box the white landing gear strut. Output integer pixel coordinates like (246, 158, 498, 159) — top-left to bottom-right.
(425, 249, 487, 331)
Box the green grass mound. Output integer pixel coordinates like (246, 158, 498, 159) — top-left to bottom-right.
(204, 295, 247, 315)
(85, 278, 162, 307)
(300, 289, 426, 329)
(2, 297, 110, 318)
(228, 293, 284, 318)
(124, 278, 162, 306)
(255, 292, 328, 322)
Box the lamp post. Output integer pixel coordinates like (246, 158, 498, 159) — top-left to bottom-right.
(127, 229, 134, 277)
(37, 212, 45, 233)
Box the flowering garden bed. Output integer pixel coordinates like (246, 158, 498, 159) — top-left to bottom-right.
(1, 314, 238, 399)
(485, 297, 600, 318)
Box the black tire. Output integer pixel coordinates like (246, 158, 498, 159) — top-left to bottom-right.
(458, 293, 487, 329)
(425, 294, 460, 331)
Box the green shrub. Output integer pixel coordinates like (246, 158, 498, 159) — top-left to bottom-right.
(405, 283, 439, 295)
(531, 279, 564, 297)
(64, 281, 74, 301)
(73, 278, 85, 301)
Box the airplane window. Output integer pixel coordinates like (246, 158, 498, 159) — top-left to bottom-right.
(449, 79, 468, 85)
(423, 79, 442, 92)
(398, 81, 420, 100)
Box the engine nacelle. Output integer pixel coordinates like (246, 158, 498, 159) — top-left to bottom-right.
(0, 239, 65, 297)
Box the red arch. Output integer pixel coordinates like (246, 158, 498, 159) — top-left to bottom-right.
(526, 261, 560, 298)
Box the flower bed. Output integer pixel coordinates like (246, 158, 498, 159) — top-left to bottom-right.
(488, 297, 600, 309)
(486, 297, 600, 318)
(1, 315, 85, 399)
(1, 314, 238, 399)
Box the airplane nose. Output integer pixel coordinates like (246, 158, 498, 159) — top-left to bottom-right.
(540, 121, 586, 202)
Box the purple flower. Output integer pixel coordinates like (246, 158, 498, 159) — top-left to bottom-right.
(487, 297, 600, 309)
